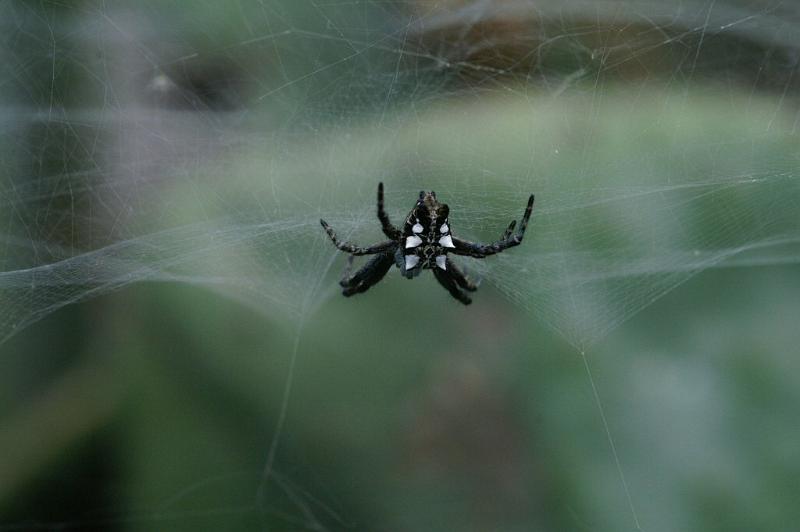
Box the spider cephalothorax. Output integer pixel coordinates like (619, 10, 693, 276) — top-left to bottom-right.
(320, 183, 534, 304)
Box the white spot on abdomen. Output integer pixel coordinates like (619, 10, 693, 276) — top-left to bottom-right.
(439, 235, 455, 248)
(440, 223, 449, 234)
(405, 255, 420, 270)
(405, 235, 423, 248)
(412, 223, 423, 234)
(436, 255, 447, 270)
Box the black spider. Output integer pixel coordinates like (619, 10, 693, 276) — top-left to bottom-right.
(320, 183, 535, 305)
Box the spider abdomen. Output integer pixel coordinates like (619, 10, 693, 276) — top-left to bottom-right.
(400, 192, 454, 277)
(402, 229, 453, 275)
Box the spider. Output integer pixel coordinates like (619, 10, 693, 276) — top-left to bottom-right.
(320, 183, 534, 305)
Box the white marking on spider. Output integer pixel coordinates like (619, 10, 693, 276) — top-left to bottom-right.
(406, 235, 423, 248)
(439, 235, 455, 248)
(405, 255, 420, 270)
(412, 222, 423, 234)
(436, 255, 447, 270)
(440, 223, 449, 234)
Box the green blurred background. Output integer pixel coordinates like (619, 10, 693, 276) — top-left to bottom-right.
(2, 1, 799, 531)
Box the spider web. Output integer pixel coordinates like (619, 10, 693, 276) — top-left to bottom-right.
(1, 0, 799, 530)
(2, 80, 797, 348)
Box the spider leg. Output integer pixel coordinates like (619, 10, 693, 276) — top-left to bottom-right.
(517, 193, 535, 236)
(377, 182, 401, 240)
(451, 194, 535, 258)
(501, 220, 516, 240)
(320, 219, 396, 255)
(340, 251, 395, 296)
(433, 267, 472, 305)
(446, 257, 478, 292)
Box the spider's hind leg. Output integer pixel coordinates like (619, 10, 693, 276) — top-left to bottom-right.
(433, 267, 472, 305)
(446, 258, 478, 292)
(340, 251, 395, 297)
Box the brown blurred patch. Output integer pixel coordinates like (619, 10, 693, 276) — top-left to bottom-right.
(404, 1, 796, 90)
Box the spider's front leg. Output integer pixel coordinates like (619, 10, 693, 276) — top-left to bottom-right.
(377, 182, 401, 240)
(320, 219, 396, 255)
(500, 220, 516, 241)
(451, 194, 535, 258)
